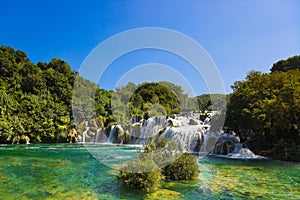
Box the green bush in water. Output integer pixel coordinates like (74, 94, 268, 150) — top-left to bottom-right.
(143, 135, 200, 181)
(118, 158, 161, 192)
(162, 153, 200, 180)
(118, 135, 200, 192)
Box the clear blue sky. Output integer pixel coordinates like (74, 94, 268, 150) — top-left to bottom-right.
(1, 0, 299, 95)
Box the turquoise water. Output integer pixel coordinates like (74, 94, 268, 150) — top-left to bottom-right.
(0, 144, 299, 199)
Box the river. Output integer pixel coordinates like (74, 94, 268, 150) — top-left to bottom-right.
(0, 143, 299, 199)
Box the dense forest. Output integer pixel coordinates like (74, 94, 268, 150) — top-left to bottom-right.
(0, 46, 299, 161)
(226, 56, 300, 161)
(0, 46, 74, 143)
(0, 46, 215, 144)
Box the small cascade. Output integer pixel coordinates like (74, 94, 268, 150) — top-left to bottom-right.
(159, 125, 206, 152)
(108, 125, 116, 143)
(77, 135, 82, 143)
(203, 115, 211, 125)
(82, 121, 90, 143)
(199, 132, 220, 157)
(95, 128, 100, 143)
(78, 113, 230, 157)
(136, 116, 167, 143)
(132, 115, 141, 124)
(207, 134, 266, 160)
(76, 113, 265, 159)
(136, 115, 210, 153)
(107, 125, 124, 144)
(130, 123, 142, 141)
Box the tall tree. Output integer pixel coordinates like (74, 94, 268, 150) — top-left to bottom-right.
(226, 69, 300, 161)
(270, 55, 300, 73)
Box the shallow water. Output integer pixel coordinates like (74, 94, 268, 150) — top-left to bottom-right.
(0, 143, 299, 199)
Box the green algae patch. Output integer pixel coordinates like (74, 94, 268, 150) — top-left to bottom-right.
(144, 189, 182, 200)
(63, 190, 99, 200)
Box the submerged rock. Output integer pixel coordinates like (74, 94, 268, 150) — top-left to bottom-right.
(189, 118, 199, 125)
(145, 189, 182, 200)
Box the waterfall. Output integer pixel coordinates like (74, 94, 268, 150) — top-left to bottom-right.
(77, 114, 264, 159)
(107, 125, 124, 144)
(132, 115, 212, 153)
(98, 128, 110, 143)
(130, 123, 142, 142)
(136, 116, 167, 143)
(77, 135, 82, 143)
(132, 115, 141, 124)
(199, 132, 219, 157)
(157, 125, 205, 152)
(82, 121, 90, 143)
(108, 125, 116, 143)
(203, 115, 211, 125)
(207, 133, 267, 159)
(95, 128, 102, 143)
(78, 114, 223, 156)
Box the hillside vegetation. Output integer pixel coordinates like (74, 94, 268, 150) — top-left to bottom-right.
(0, 46, 214, 143)
(1, 45, 299, 162)
(226, 56, 300, 161)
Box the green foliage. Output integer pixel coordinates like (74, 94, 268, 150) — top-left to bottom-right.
(162, 153, 200, 180)
(190, 94, 227, 112)
(72, 75, 99, 123)
(118, 159, 161, 192)
(226, 67, 300, 161)
(143, 132, 196, 176)
(112, 82, 188, 123)
(0, 45, 205, 144)
(0, 46, 120, 143)
(0, 46, 77, 143)
(95, 88, 113, 118)
(118, 131, 200, 192)
(133, 82, 180, 116)
(271, 55, 300, 73)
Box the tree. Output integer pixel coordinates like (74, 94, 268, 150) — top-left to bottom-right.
(270, 55, 300, 73)
(226, 69, 300, 161)
(10, 116, 25, 144)
(0, 46, 77, 143)
(162, 153, 200, 180)
(132, 82, 181, 116)
(118, 159, 161, 192)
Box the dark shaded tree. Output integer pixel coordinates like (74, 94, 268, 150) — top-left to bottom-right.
(271, 55, 300, 73)
(226, 69, 300, 161)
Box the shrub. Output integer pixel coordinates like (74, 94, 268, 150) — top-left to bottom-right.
(162, 153, 200, 180)
(118, 135, 200, 192)
(118, 158, 161, 192)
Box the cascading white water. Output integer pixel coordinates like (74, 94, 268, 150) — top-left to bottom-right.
(95, 128, 101, 143)
(82, 121, 90, 143)
(207, 133, 267, 159)
(78, 114, 221, 155)
(159, 125, 205, 152)
(107, 125, 124, 144)
(79, 115, 215, 154)
(130, 123, 142, 139)
(108, 125, 116, 143)
(78, 114, 264, 159)
(199, 131, 219, 157)
(203, 115, 211, 125)
(137, 116, 214, 153)
(137, 116, 167, 142)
